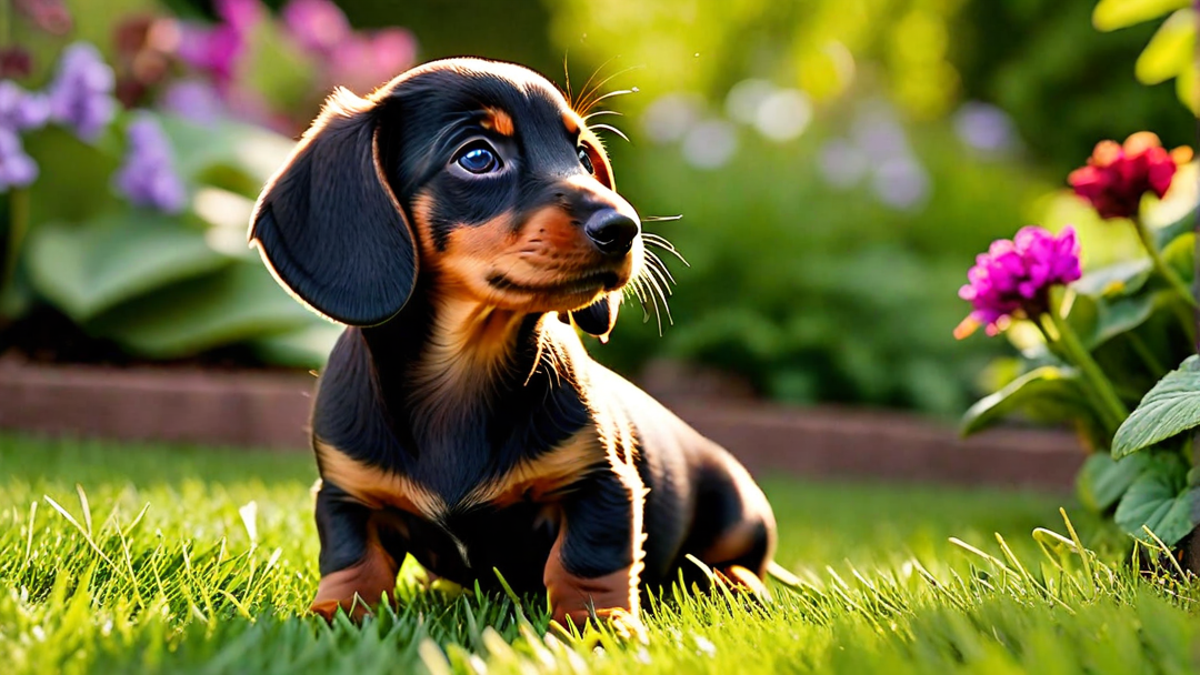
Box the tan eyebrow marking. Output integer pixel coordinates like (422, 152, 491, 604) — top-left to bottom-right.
(481, 107, 515, 136)
(562, 111, 581, 136)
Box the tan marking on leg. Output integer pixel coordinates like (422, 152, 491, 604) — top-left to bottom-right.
(315, 441, 446, 518)
(543, 532, 644, 636)
(310, 527, 399, 622)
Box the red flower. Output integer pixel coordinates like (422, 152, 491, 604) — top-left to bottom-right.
(1068, 132, 1193, 220)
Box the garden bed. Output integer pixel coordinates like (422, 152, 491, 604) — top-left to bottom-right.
(0, 356, 1084, 490)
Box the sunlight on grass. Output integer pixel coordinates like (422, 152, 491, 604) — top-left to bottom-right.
(1, 433, 1195, 674)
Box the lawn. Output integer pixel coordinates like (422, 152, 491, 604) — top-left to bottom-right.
(1, 432, 1196, 674)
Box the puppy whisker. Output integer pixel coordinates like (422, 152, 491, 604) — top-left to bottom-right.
(590, 123, 630, 143)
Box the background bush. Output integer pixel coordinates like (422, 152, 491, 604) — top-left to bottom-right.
(0, 0, 1191, 420)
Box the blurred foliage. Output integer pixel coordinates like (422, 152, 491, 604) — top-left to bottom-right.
(953, 0, 1194, 175)
(586, 111, 1049, 416)
(3, 0, 1192, 419)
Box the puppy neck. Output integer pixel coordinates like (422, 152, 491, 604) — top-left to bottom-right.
(360, 290, 584, 437)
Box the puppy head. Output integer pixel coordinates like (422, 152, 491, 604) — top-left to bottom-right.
(250, 58, 640, 336)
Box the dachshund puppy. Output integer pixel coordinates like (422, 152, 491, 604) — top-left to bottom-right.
(249, 57, 776, 638)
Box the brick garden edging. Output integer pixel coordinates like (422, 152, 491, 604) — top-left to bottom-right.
(0, 359, 1084, 491)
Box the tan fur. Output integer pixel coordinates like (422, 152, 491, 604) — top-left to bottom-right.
(562, 110, 581, 136)
(482, 107, 516, 136)
(316, 440, 447, 518)
(310, 520, 400, 620)
(407, 297, 526, 433)
(467, 428, 605, 507)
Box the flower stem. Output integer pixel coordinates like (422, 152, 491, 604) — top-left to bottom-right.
(1133, 215, 1198, 309)
(1042, 308, 1128, 434)
(1, 187, 29, 304)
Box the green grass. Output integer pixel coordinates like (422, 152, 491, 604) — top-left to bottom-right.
(1, 432, 1196, 674)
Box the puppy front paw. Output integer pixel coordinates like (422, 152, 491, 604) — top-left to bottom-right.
(553, 606, 649, 644)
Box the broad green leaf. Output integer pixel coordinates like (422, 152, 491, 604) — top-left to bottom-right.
(26, 213, 232, 322)
(1091, 290, 1175, 348)
(1151, 203, 1197, 250)
(87, 261, 317, 358)
(22, 125, 123, 227)
(1072, 259, 1152, 298)
(1135, 9, 1194, 84)
(961, 366, 1090, 437)
(1114, 460, 1196, 545)
(1113, 355, 1200, 457)
(249, 322, 343, 370)
(1093, 0, 1189, 31)
(1077, 452, 1152, 512)
(1065, 292, 1099, 347)
(156, 113, 294, 195)
(1160, 231, 1194, 281)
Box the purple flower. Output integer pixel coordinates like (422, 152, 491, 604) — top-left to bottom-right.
(0, 80, 51, 131)
(0, 127, 38, 190)
(47, 42, 116, 141)
(282, 0, 351, 56)
(159, 79, 224, 125)
(956, 226, 1082, 338)
(114, 114, 186, 213)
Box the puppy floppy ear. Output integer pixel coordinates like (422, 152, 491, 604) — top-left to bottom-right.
(249, 88, 416, 326)
(559, 291, 622, 344)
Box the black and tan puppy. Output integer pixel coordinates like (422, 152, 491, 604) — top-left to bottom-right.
(249, 57, 776, 638)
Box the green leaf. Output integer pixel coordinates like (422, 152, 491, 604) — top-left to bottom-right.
(1077, 452, 1152, 512)
(1135, 9, 1195, 84)
(26, 213, 232, 322)
(22, 125, 123, 227)
(1093, 0, 1189, 31)
(249, 322, 343, 370)
(1113, 355, 1200, 457)
(87, 261, 318, 358)
(1151, 206, 1197, 251)
(961, 366, 1091, 437)
(1091, 290, 1175, 348)
(156, 113, 294, 195)
(1114, 460, 1197, 545)
(1160, 231, 1194, 282)
(1072, 259, 1152, 299)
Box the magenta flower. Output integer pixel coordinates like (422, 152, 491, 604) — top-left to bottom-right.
(327, 28, 417, 94)
(47, 42, 116, 141)
(282, 0, 351, 56)
(176, 0, 263, 91)
(0, 127, 38, 190)
(114, 114, 186, 213)
(956, 226, 1082, 338)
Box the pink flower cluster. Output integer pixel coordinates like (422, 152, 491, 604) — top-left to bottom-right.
(281, 0, 416, 94)
(956, 226, 1082, 338)
(1068, 132, 1193, 220)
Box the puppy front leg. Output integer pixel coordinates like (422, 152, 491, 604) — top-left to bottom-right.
(310, 482, 402, 621)
(544, 465, 648, 641)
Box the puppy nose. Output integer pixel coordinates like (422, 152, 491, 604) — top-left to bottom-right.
(584, 209, 639, 255)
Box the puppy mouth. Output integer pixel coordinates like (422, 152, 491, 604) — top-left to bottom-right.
(486, 270, 622, 295)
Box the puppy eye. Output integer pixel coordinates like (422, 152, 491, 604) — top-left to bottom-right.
(577, 146, 595, 175)
(456, 144, 500, 174)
